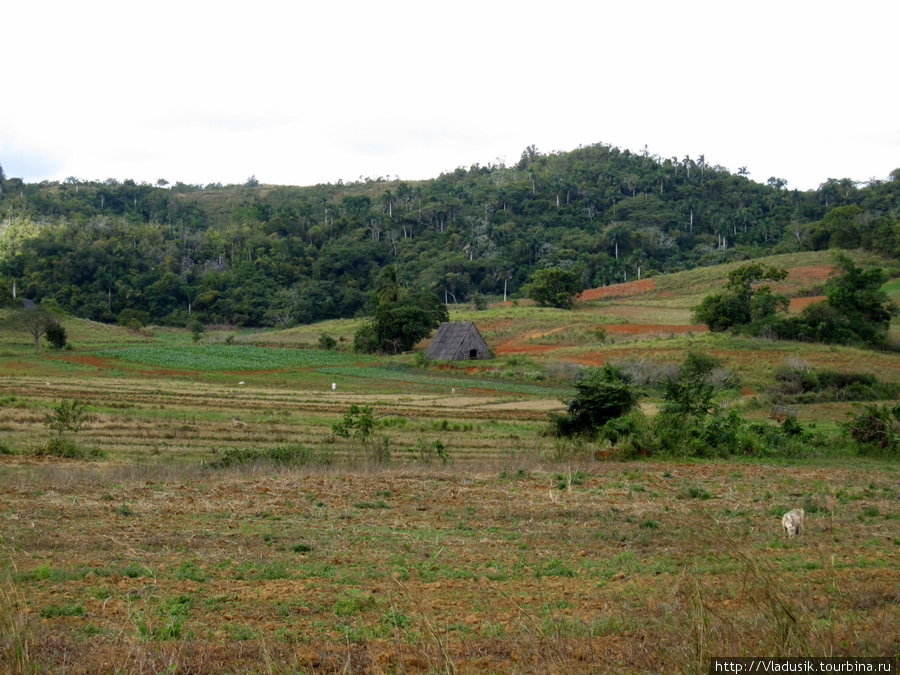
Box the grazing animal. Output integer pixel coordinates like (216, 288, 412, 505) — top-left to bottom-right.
(781, 508, 805, 538)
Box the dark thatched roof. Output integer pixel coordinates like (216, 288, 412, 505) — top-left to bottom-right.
(425, 321, 491, 361)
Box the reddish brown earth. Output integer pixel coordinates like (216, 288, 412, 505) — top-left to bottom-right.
(578, 278, 655, 300)
(785, 264, 835, 283)
(493, 343, 558, 355)
(772, 265, 835, 294)
(789, 296, 826, 312)
(602, 324, 707, 335)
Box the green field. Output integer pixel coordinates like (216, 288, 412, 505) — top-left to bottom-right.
(91, 344, 367, 371)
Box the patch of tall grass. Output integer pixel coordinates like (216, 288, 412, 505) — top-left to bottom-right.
(0, 567, 34, 674)
(207, 443, 334, 469)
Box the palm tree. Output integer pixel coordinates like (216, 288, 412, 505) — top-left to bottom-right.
(630, 249, 647, 280)
(375, 264, 403, 304)
(493, 266, 514, 302)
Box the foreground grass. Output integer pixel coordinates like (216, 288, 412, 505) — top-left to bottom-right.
(1, 458, 898, 674)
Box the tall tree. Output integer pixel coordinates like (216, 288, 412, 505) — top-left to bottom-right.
(692, 263, 788, 331)
(825, 254, 897, 330)
(524, 267, 582, 309)
(17, 305, 54, 352)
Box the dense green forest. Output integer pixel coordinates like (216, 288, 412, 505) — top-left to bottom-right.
(1, 144, 898, 328)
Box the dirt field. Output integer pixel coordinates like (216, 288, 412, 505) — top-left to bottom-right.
(2, 459, 899, 674)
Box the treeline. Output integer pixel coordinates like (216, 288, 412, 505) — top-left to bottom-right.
(0, 146, 898, 327)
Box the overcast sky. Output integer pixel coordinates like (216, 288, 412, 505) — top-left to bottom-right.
(2, 0, 896, 191)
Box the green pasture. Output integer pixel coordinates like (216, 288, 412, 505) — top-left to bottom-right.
(318, 365, 573, 397)
(90, 344, 366, 371)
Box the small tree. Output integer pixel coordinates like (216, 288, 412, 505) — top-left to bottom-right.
(660, 351, 719, 418)
(524, 267, 582, 309)
(44, 399, 88, 437)
(354, 290, 448, 355)
(318, 333, 337, 350)
(846, 403, 900, 457)
(17, 306, 53, 352)
(187, 318, 204, 343)
(551, 365, 638, 437)
(332, 405, 374, 441)
(44, 319, 68, 349)
(824, 254, 897, 333)
(0, 278, 16, 307)
(693, 263, 788, 331)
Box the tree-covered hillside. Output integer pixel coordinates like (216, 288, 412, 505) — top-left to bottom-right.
(1, 146, 898, 327)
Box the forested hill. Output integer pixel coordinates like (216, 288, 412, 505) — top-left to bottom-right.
(1, 144, 898, 328)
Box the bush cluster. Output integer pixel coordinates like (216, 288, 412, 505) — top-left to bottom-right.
(36, 437, 105, 460)
(550, 365, 638, 438)
(846, 404, 900, 457)
(209, 444, 333, 468)
(772, 365, 899, 403)
(553, 353, 814, 459)
(695, 256, 898, 348)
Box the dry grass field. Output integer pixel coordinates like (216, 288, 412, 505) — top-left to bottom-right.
(1, 250, 899, 673)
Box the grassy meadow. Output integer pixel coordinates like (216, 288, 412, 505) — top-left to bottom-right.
(1, 250, 899, 673)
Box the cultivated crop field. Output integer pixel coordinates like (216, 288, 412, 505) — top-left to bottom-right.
(1, 250, 899, 673)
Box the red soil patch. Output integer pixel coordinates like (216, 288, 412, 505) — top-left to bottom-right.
(789, 296, 826, 312)
(493, 343, 559, 355)
(55, 354, 116, 368)
(603, 323, 707, 335)
(786, 265, 834, 284)
(578, 278, 655, 300)
(771, 265, 836, 295)
(571, 355, 606, 367)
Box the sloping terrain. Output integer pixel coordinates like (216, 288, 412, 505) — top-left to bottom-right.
(2, 249, 900, 673)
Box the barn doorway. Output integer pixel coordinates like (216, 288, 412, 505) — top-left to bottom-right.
(469, 349, 478, 359)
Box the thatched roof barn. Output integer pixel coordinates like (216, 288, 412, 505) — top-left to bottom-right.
(425, 321, 491, 361)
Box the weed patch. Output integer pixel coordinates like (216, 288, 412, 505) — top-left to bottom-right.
(208, 443, 333, 468)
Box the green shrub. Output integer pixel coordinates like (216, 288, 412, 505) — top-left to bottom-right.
(354, 291, 448, 355)
(408, 438, 449, 464)
(318, 333, 337, 350)
(44, 320, 68, 349)
(413, 350, 435, 369)
(332, 405, 374, 441)
(117, 308, 151, 330)
(612, 407, 814, 460)
(683, 485, 712, 500)
(44, 399, 88, 436)
(38, 437, 104, 460)
(551, 365, 638, 437)
(523, 267, 582, 309)
(846, 404, 900, 456)
(209, 444, 333, 468)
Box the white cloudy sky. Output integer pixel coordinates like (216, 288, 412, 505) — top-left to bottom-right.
(2, 0, 896, 191)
